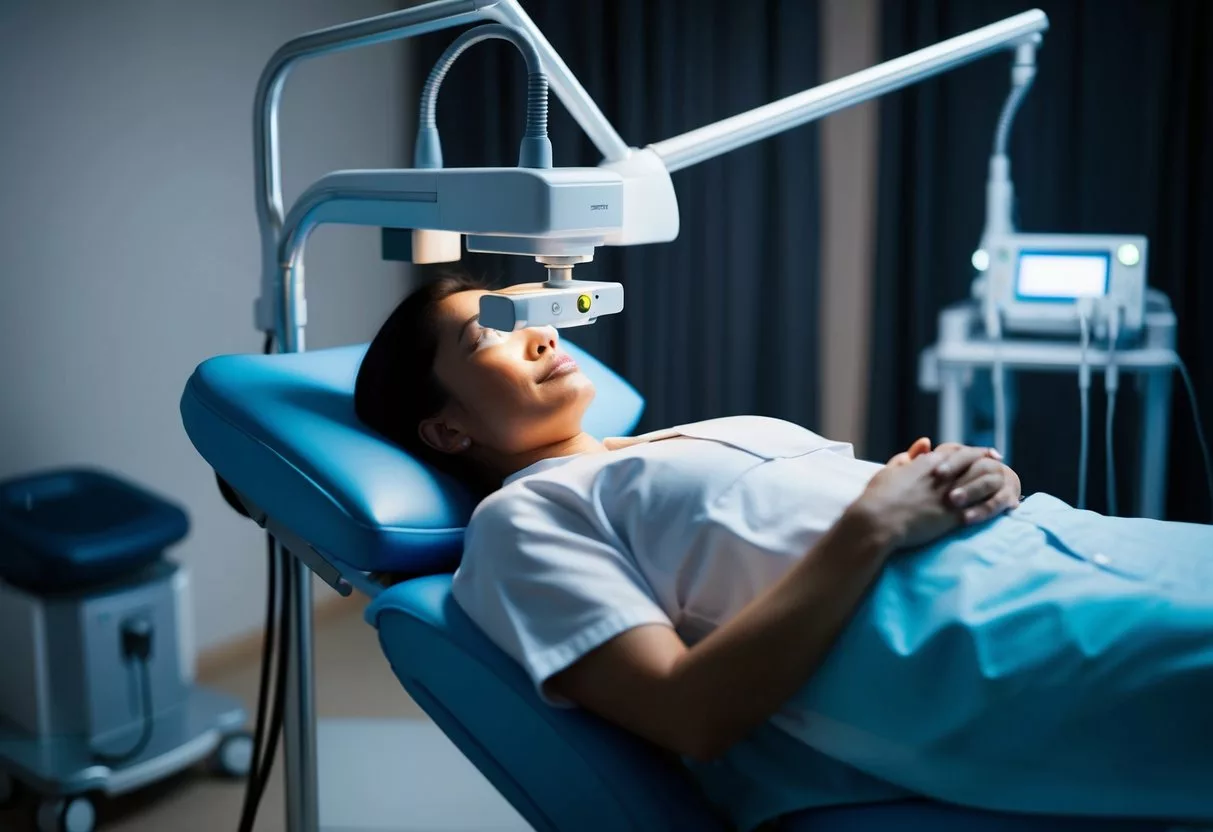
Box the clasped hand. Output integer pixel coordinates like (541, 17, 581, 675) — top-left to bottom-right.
(857, 438, 1022, 551)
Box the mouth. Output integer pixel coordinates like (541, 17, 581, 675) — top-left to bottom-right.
(540, 354, 579, 383)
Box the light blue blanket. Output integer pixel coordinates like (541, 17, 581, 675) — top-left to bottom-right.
(688, 494, 1213, 830)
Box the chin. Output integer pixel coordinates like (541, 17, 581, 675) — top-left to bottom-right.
(570, 374, 596, 411)
(550, 377, 595, 430)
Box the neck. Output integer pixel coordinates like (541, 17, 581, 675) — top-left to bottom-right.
(491, 432, 606, 481)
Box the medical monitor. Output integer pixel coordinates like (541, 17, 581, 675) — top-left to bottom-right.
(980, 232, 1148, 338)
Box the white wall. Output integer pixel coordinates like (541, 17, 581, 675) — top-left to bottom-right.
(0, 1, 410, 651)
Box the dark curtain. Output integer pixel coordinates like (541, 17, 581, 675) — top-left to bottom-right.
(868, 0, 1213, 522)
(411, 0, 823, 432)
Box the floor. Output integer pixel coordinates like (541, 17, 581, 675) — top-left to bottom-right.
(0, 604, 427, 832)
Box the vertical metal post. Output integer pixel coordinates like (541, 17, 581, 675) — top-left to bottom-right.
(1138, 314, 1176, 519)
(939, 369, 967, 445)
(282, 551, 319, 832)
(277, 200, 319, 830)
(937, 305, 973, 446)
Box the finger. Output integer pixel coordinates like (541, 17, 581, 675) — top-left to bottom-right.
(907, 437, 933, 459)
(887, 452, 912, 467)
(946, 471, 1005, 509)
(962, 490, 1018, 524)
(951, 457, 1003, 485)
(932, 446, 992, 480)
(935, 443, 1001, 462)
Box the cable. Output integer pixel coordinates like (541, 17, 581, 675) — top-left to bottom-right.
(92, 659, 154, 765)
(92, 618, 156, 765)
(1105, 307, 1121, 517)
(1175, 355, 1213, 522)
(237, 535, 280, 832)
(1076, 306, 1092, 509)
(261, 552, 292, 818)
(237, 543, 292, 832)
(237, 329, 288, 832)
(986, 308, 1008, 459)
(1106, 384, 1118, 517)
(992, 359, 1008, 460)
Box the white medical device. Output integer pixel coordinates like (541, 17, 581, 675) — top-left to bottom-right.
(253, 1, 1051, 351)
(480, 280, 624, 330)
(978, 233, 1149, 340)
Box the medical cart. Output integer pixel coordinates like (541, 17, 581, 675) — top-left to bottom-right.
(919, 291, 1179, 519)
(0, 469, 252, 832)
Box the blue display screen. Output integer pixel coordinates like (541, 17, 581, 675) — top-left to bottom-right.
(1015, 251, 1111, 301)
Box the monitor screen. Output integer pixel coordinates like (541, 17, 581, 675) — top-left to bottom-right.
(1015, 251, 1110, 300)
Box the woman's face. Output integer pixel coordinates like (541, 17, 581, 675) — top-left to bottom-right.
(423, 288, 596, 456)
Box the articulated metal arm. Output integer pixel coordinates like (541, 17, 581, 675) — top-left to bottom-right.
(649, 9, 1047, 172)
(253, 0, 633, 336)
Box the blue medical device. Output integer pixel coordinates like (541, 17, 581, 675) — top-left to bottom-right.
(0, 470, 252, 832)
(177, 2, 1196, 830)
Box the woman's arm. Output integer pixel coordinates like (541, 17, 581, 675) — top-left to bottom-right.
(546, 449, 981, 761)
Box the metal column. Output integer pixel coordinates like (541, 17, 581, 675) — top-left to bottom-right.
(282, 549, 319, 832)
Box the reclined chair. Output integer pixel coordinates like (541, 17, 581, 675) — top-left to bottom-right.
(180, 340, 1167, 832)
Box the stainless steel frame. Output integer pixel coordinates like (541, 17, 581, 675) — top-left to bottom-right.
(252, 4, 1049, 829)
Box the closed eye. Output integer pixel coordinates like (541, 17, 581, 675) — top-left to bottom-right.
(473, 327, 507, 349)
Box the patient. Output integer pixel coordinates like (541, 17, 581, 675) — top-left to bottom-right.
(356, 270, 1213, 830)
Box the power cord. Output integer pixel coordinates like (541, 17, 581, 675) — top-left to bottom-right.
(1076, 302, 1093, 510)
(237, 537, 284, 832)
(237, 329, 291, 832)
(92, 618, 155, 765)
(985, 307, 1009, 459)
(1105, 306, 1122, 516)
(1175, 354, 1213, 522)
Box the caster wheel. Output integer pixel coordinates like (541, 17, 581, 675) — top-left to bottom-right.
(211, 731, 254, 779)
(35, 796, 95, 832)
(0, 770, 15, 808)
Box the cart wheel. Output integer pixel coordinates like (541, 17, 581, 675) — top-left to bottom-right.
(0, 770, 15, 808)
(35, 795, 95, 832)
(211, 731, 254, 779)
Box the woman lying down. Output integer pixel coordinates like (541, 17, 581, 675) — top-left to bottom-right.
(355, 271, 1213, 831)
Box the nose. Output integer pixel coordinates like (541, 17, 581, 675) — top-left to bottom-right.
(526, 326, 558, 358)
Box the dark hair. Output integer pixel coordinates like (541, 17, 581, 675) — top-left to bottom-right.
(354, 267, 495, 496)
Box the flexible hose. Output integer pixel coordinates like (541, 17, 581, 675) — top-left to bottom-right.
(416, 24, 551, 168)
(524, 71, 549, 139)
(993, 74, 1034, 158)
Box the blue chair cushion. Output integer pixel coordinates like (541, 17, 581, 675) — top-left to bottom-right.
(179, 341, 643, 574)
(367, 574, 731, 832)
